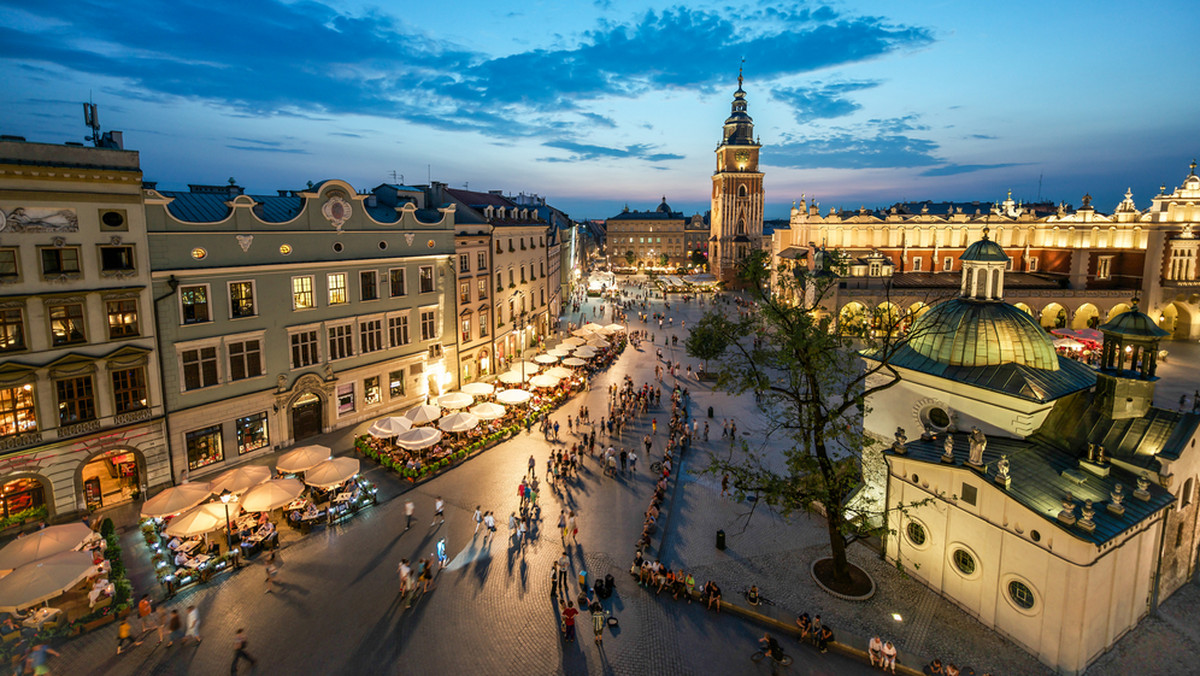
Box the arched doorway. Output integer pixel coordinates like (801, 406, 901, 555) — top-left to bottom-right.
(1040, 303, 1067, 329)
(1072, 303, 1101, 330)
(80, 447, 142, 511)
(1107, 303, 1132, 321)
(1013, 302, 1034, 316)
(1, 476, 48, 523)
(839, 302, 868, 336)
(291, 392, 324, 440)
(478, 348, 491, 376)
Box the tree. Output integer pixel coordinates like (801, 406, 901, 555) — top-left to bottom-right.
(690, 250, 707, 268)
(686, 249, 943, 590)
(658, 252, 670, 268)
(625, 250, 636, 266)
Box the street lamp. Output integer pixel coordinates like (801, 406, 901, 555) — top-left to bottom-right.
(219, 489, 239, 567)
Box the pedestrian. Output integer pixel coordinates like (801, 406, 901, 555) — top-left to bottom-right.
(432, 496, 445, 526)
(484, 511, 496, 538)
(264, 551, 279, 593)
(553, 421, 560, 439)
(230, 628, 257, 673)
(183, 605, 201, 645)
(816, 620, 833, 653)
(619, 448, 628, 473)
(558, 510, 567, 544)
(135, 594, 154, 639)
(509, 512, 518, 539)
(25, 643, 59, 676)
(165, 609, 182, 647)
(516, 519, 527, 543)
(528, 454, 536, 477)
(560, 599, 579, 642)
(629, 449, 638, 473)
(154, 604, 168, 645)
(703, 421, 709, 442)
(590, 600, 607, 645)
(404, 499, 415, 530)
(473, 505, 482, 534)
(398, 558, 412, 595)
(116, 616, 135, 654)
(558, 550, 569, 589)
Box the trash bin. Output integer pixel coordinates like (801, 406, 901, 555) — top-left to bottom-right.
(716, 529, 726, 550)
(707, 406, 714, 419)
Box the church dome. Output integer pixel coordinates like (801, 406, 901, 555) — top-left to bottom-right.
(960, 237, 1009, 262)
(907, 300, 1059, 370)
(656, 197, 672, 214)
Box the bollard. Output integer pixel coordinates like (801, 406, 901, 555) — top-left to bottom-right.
(716, 529, 726, 550)
(708, 406, 714, 419)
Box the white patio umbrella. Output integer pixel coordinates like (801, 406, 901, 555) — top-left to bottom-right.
(0, 523, 94, 572)
(164, 501, 241, 538)
(604, 323, 625, 332)
(513, 361, 540, 376)
(595, 326, 615, 336)
(586, 338, 607, 348)
(438, 392, 474, 409)
(404, 404, 443, 425)
(393, 427, 443, 450)
(496, 389, 533, 405)
(303, 457, 361, 490)
(0, 551, 99, 613)
(438, 412, 481, 433)
(367, 416, 412, 438)
(547, 348, 572, 357)
(561, 337, 586, 347)
(573, 347, 598, 358)
(277, 445, 332, 474)
(545, 366, 574, 379)
(240, 479, 306, 513)
(582, 322, 605, 332)
(469, 402, 507, 420)
(460, 382, 495, 396)
(562, 357, 587, 366)
(209, 465, 272, 495)
(571, 328, 594, 337)
(141, 482, 214, 518)
(1053, 336, 1084, 349)
(533, 353, 558, 364)
(497, 370, 530, 385)
(529, 374, 561, 388)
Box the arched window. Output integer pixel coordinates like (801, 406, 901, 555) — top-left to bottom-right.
(738, 185, 748, 198)
(1183, 477, 1195, 508)
(736, 220, 745, 235)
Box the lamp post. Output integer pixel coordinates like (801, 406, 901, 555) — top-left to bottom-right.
(219, 489, 238, 567)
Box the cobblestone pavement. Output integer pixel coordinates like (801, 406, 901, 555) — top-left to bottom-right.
(45, 283, 871, 676)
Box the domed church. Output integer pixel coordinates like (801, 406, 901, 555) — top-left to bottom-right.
(865, 233, 1200, 675)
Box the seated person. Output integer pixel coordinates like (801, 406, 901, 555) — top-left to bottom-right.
(174, 550, 189, 566)
(302, 503, 320, 520)
(924, 658, 944, 675)
(746, 585, 760, 606)
(795, 612, 812, 640)
(704, 581, 722, 611)
(0, 617, 18, 636)
(166, 536, 182, 551)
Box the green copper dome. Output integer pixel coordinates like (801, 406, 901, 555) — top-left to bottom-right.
(1099, 307, 1169, 338)
(907, 299, 1059, 370)
(960, 238, 1009, 262)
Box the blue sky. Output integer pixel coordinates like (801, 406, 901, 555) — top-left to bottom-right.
(1, 0, 1196, 220)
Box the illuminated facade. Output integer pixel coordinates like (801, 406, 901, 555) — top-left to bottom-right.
(709, 72, 764, 285)
(605, 199, 705, 267)
(0, 138, 170, 517)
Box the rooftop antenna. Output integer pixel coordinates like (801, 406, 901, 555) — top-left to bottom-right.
(1037, 172, 1043, 202)
(389, 170, 403, 184)
(82, 96, 100, 147)
(427, 164, 431, 184)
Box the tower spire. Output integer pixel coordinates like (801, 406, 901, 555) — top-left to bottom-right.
(738, 58, 744, 89)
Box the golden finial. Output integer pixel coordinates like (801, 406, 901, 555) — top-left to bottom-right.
(738, 58, 744, 88)
(982, 226, 990, 240)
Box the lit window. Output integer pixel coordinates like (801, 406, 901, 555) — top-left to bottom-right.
(0, 309, 26, 352)
(185, 425, 223, 471)
(107, 300, 139, 338)
(327, 273, 348, 305)
(49, 304, 86, 345)
(229, 281, 255, 318)
(236, 413, 269, 454)
(292, 276, 315, 309)
(0, 385, 37, 437)
(180, 285, 210, 324)
(111, 367, 147, 414)
(419, 265, 434, 293)
(364, 376, 381, 405)
(55, 375, 96, 425)
(389, 369, 405, 398)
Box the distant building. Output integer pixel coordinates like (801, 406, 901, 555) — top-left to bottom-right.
(604, 198, 703, 267)
(144, 179, 457, 482)
(0, 138, 169, 517)
(709, 71, 764, 285)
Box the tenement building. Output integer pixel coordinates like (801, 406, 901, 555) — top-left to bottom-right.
(709, 71, 764, 285)
(773, 161, 1200, 340)
(144, 180, 458, 482)
(605, 198, 702, 268)
(0, 138, 170, 517)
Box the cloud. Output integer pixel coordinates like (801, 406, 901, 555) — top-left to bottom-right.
(967, 133, 997, 140)
(330, 131, 364, 138)
(768, 115, 944, 170)
(225, 144, 310, 154)
(772, 81, 879, 122)
(540, 140, 683, 163)
(579, 112, 617, 128)
(919, 163, 1024, 177)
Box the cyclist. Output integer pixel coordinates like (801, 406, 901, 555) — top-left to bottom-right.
(758, 632, 784, 661)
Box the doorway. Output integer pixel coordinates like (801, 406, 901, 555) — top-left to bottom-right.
(291, 392, 323, 440)
(80, 449, 140, 510)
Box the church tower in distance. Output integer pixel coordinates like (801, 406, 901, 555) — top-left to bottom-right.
(709, 67, 764, 286)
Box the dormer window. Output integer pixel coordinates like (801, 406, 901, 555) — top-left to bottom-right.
(484, 206, 494, 219)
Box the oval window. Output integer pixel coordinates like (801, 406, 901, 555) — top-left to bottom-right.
(333, 242, 344, 253)
(952, 549, 976, 576)
(1030, 530, 1041, 542)
(906, 522, 926, 546)
(1008, 580, 1035, 609)
(279, 244, 292, 255)
(928, 407, 950, 429)
(190, 247, 207, 260)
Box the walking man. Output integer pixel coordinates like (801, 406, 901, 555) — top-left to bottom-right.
(484, 511, 496, 539)
(230, 628, 257, 673)
(432, 496, 445, 526)
(183, 605, 201, 645)
(528, 454, 536, 478)
(404, 499, 415, 530)
(473, 505, 482, 534)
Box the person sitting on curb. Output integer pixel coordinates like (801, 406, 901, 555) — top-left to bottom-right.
(816, 622, 834, 654)
(944, 664, 960, 676)
(882, 640, 897, 674)
(923, 657, 944, 675)
(795, 612, 812, 642)
(869, 636, 884, 667)
(703, 580, 721, 612)
(745, 585, 760, 606)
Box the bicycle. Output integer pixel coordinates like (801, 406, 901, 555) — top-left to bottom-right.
(742, 589, 776, 607)
(750, 649, 793, 667)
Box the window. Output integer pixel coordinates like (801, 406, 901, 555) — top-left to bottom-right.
(55, 375, 96, 425)
(420, 309, 437, 341)
(292, 276, 315, 309)
(540, 289, 545, 307)
(185, 425, 223, 471)
(106, 299, 139, 338)
(0, 308, 25, 352)
(477, 252, 487, 270)
(1028, 256, 1039, 272)
(1008, 580, 1035, 610)
(540, 262, 545, 278)
(389, 315, 410, 347)
(943, 256, 954, 272)
(461, 317, 471, 342)
(389, 268, 407, 297)
(496, 272, 503, 291)
(478, 279, 488, 300)
(364, 376, 381, 405)
(290, 330, 319, 367)
(41, 247, 81, 276)
(99, 246, 134, 271)
(337, 383, 355, 416)
(359, 318, 383, 354)
(0, 249, 18, 280)
(360, 271, 378, 301)
(1097, 256, 1113, 280)
(960, 483, 978, 506)
(111, 367, 147, 414)
(906, 521, 926, 546)
(327, 273, 348, 304)
(479, 309, 489, 337)
(180, 285, 210, 324)
(419, 265, 434, 293)
(236, 413, 269, 454)
(328, 324, 354, 360)
(229, 281, 255, 318)
(925, 407, 951, 430)
(952, 549, 976, 576)
(181, 346, 219, 390)
(911, 257, 922, 272)
(48, 304, 86, 345)
(508, 270, 514, 286)
(228, 339, 262, 381)
(389, 369, 405, 398)
(0, 385, 37, 437)
(459, 253, 470, 273)
(460, 282, 471, 304)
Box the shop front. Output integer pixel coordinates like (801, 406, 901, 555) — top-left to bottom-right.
(80, 448, 142, 510)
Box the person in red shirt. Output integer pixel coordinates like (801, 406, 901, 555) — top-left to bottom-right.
(560, 599, 579, 642)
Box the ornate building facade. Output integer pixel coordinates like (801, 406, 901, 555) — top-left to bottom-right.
(605, 198, 705, 267)
(709, 72, 764, 285)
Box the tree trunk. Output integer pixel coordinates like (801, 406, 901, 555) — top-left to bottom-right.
(824, 500, 852, 584)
